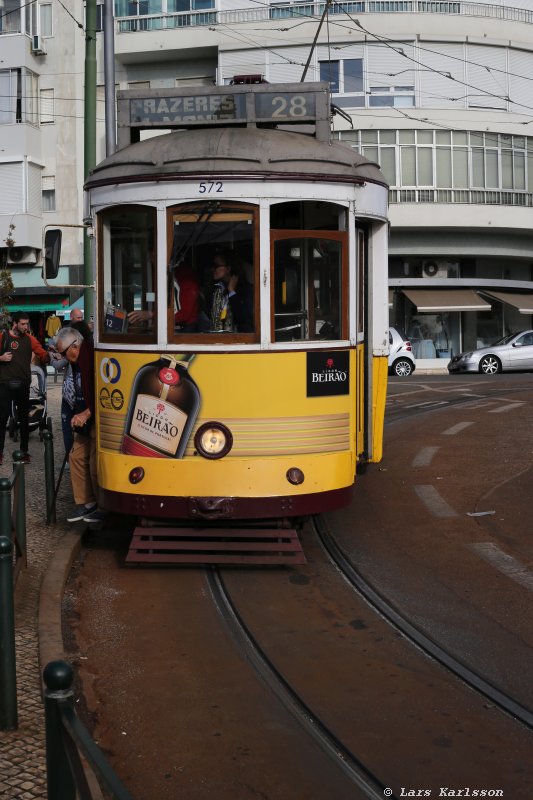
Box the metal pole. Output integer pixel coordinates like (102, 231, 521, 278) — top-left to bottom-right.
(43, 431, 56, 524)
(104, 0, 117, 156)
(43, 661, 76, 800)
(84, 0, 98, 323)
(0, 536, 17, 730)
(12, 452, 26, 565)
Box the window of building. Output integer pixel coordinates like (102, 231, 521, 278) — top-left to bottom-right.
(319, 58, 364, 108)
(40, 3, 53, 36)
(338, 129, 533, 204)
(42, 176, 55, 211)
(0, 0, 22, 34)
(0, 68, 38, 125)
(40, 88, 54, 124)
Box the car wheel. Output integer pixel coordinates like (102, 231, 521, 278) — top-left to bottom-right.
(391, 358, 414, 377)
(479, 355, 501, 375)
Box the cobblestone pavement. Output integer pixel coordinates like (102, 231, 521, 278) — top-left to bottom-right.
(0, 377, 73, 800)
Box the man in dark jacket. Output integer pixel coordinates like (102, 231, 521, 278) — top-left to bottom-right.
(55, 327, 105, 523)
(0, 312, 50, 464)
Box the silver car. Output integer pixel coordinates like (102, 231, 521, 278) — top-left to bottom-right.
(388, 327, 416, 377)
(448, 330, 533, 374)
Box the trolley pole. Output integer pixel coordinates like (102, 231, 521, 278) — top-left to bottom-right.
(0, 536, 17, 730)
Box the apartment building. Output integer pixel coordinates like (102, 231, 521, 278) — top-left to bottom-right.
(2, 0, 533, 365)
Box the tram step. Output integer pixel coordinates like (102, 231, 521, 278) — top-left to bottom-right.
(126, 526, 306, 565)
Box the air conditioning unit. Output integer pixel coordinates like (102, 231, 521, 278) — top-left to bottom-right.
(32, 35, 47, 55)
(7, 247, 38, 265)
(421, 259, 458, 279)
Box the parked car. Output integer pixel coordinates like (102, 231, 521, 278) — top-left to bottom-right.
(447, 330, 533, 374)
(388, 327, 416, 377)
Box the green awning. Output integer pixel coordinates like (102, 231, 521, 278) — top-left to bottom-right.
(7, 303, 60, 312)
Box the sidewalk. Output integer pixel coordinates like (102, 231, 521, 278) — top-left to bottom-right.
(0, 379, 81, 800)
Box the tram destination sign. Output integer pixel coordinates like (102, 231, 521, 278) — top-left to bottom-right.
(117, 83, 330, 147)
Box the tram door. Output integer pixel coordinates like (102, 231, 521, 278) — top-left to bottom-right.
(272, 233, 346, 342)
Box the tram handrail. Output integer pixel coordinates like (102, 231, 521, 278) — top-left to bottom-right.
(44, 660, 134, 800)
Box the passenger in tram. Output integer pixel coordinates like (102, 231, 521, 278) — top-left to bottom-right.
(171, 261, 201, 333)
(127, 261, 200, 332)
(200, 251, 254, 333)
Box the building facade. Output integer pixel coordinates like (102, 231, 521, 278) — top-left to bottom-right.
(1, 0, 533, 364)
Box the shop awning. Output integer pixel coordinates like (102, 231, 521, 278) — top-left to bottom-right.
(7, 303, 63, 312)
(402, 289, 491, 312)
(481, 291, 533, 315)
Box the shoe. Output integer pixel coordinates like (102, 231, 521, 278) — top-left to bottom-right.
(83, 508, 108, 524)
(21, 452, 31, 464)
(67, 502, 97, 523)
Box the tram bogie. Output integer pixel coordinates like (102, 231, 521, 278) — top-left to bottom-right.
(77, 82, 389, 526)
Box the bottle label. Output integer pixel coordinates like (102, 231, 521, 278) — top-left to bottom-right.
(128, 393, 188, 455)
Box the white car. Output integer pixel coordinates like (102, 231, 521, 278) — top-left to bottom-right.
(388, 327, 416, 377)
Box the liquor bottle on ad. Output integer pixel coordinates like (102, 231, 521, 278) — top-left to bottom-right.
(121, 353, 200, 458)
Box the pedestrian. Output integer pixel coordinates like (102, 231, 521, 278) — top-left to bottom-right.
(56, 326, 106, 523)
(67, 307, 93, 343)
(0, 311, 50, 465)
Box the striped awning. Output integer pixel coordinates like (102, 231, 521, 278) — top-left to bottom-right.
(481, 291, 533, 315)
(402, 289, 491, 312)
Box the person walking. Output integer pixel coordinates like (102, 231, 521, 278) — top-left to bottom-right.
(55, 326, 105, 523)
(0, 312, 50, 465)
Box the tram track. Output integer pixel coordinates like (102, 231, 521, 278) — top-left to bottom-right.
(206, 566, 392, 800)
(313, 514, 533, 732)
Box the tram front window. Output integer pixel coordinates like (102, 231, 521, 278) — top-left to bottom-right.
(99, 206, 156, 339)
(272, 235, 346, 342)
(168, 202, 257, 340)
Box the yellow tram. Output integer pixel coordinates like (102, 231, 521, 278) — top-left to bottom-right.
(53, 82, 389, 557)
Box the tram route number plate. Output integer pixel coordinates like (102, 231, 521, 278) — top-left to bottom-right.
(128, 92, 316, 126)
(104, 305, 128, 333)
(255, 92, 316, 121)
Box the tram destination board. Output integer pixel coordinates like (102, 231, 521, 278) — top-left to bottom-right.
(117, 82, 330, 147)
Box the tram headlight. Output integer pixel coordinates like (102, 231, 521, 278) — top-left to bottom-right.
(194, 422, 233, 459)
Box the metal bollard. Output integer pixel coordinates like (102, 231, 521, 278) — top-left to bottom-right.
(0, 535, 17, 730)
(43, 660, 76, 800)
(12, 451, 27, 564)
(43, 431, 56, 524)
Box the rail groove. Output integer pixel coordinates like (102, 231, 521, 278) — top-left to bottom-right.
(206, 567, 395, 800)
(313, 514, 533, 731)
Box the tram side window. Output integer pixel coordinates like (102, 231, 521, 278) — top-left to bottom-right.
(168, 202, 257, 339)
(99, 206, 156, 338)
(272, 236, 345, 342)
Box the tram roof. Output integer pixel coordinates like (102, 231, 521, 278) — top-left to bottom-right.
(85, 126, 387, 190)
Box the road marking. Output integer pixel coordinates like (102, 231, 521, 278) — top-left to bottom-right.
(412, 447, 440, 468)
(442, 421, 474, 435)
(405, 400, 449, 410)
(414, 485, 458, 518)
(488, 402, 525, 414)
(469, 543, 533, 591)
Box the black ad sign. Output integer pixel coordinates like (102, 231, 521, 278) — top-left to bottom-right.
(307, 351, 350, 397)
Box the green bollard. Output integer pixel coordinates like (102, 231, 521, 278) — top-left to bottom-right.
(0, 536, 17, 730)
(43, 431, 56, 524)
(43, 660, 76, 800)
(12, 451, 26, 564)
(0, 476, 11, 540)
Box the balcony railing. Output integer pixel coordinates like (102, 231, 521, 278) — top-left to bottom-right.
(389, 188, 533, 206)
(114, 1, 533, 34)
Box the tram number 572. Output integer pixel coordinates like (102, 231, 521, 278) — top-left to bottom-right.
(198, 181, 224, 194)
